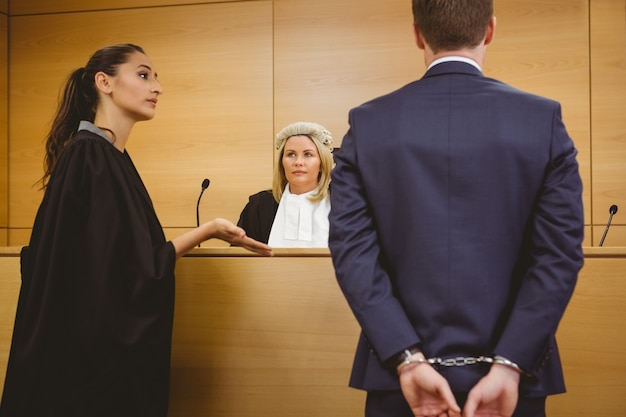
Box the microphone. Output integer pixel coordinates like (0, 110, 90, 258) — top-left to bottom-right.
(599, 204, 618, 247)
(196, 179, 210, 247)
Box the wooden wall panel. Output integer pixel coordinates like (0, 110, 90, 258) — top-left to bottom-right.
(591, 225, 626, 247)
(2, 0, 616, 244)
(274, 0, 422, 146)
(485, 0, 591, 228)
(8, 2, 273, 246)
(0, 249, 365, 416)
(547, 254, 626, 416)
(274, 0, 591, 227)
(8, 0, 243, 15)
(169, 254, 364, 417)
(590, 0, 626, 234)
(6, 229, 26, 247)
(0, 12, 6, 245)
(2, 248, 625, 415)
(583, 225, 591, 247)
(0, 253, 20, 396)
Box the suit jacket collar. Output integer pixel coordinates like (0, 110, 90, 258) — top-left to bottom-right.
(423, 61, 484, 79)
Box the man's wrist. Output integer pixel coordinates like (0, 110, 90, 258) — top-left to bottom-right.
(389, 346, 421, 369)
(493, 355, 523, 374)
(391, 347, 431, 375)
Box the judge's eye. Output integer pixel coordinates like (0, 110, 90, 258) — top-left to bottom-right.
(139, 72, 149, 79)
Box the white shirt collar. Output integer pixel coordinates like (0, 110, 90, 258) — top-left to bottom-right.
(427, 56, 482, 72)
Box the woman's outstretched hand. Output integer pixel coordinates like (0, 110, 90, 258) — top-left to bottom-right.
(209, 218, 273, 256)
(172, 217, 273, 258)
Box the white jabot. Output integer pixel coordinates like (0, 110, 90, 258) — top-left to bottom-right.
(268, 184, 330, 248)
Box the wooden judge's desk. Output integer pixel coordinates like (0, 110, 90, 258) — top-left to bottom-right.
(1, 247, 624, 416)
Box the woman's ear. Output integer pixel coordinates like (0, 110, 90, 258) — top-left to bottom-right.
(94, 71, 112, 94)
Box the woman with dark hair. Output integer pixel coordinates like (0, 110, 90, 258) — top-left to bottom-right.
(0, 43, 271, 417)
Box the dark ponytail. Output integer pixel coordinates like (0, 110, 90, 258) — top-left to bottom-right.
(39, 43, 145, 188)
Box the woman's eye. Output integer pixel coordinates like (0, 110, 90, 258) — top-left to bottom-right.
(139, 72, 148, 79)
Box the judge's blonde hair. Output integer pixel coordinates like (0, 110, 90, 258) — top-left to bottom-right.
(272, 121, 334, 203)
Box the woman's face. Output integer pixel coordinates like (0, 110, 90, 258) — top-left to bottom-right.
(282, 135, 321, 195)
(106, 51, 163, 122)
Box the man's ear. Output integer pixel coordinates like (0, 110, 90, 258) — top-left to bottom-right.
(484, 16, 496, 46)
(94, 71, 112, 94)
(413, 24, 426, 50)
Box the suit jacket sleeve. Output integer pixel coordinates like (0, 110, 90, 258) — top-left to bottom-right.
(329, 113, 422, 365)
(493, 103, 584, 374)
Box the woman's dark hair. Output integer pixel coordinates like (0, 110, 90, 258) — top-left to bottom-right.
(39, 43, 145, 187)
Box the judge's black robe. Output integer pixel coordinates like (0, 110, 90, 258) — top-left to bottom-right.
(235, 190, 279, 244)
(0, 130, 177, 417)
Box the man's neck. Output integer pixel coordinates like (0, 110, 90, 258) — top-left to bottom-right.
(423, 46, 486, 70)
(427, 56, 482, 71)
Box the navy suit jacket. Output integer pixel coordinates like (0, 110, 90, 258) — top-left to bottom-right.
(328, 61, 584, 397)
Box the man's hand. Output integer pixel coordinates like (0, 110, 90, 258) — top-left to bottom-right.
(399, 360, 461, 417)
(463, 363, 520, 417)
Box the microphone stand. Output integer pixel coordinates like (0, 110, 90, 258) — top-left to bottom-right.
(196, 178, 210, 247)
(599, 204, 618, 247)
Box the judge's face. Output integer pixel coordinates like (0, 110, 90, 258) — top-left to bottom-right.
(282, 135, 321, 195)
(105, 52, 163, 122)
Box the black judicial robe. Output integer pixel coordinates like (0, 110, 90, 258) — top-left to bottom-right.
(0, 130, 177, 417)
(236, 190, 279, 244)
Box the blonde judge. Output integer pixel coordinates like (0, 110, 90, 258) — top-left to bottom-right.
(236, 121, 334, 247)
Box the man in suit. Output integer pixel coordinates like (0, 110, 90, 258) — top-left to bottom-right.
(328, 1, 584, 416)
